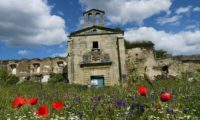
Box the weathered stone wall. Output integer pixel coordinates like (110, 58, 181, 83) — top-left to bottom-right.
(126, 47, 157, 79)
(0, 57, 67, 82)
(126, 47, 200, 80)
(0, 61, 8, 71)
(16, 60, 30, 77)
(68, 33, 126, 86)
(80, 66, 111, 85)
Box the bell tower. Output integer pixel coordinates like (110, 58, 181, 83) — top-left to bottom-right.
(83, 9, 105, 27)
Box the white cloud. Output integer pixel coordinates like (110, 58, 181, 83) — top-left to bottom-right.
(58, 10, 64, 16)
(125, 27, 200, 55)
(0, 0, 67, 46)
(79, 0, 172, 25)
(76, 17, 84, 29)
(193, 7, 200, 12)
(157, 15, 182, 25)
(166, 10, 172, 16)
(176, 6, 192, 14)
(18, 50, 30, 55)
(185, 25, 197, 30)
(175, 6, 200, 14)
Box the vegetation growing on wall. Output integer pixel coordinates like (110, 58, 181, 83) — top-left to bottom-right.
(154, 49, 171, 58)
(125, 40, 154, 49)
(114, 27, 123, 32)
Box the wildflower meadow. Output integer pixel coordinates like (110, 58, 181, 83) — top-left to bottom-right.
(0, 73, 200, 120)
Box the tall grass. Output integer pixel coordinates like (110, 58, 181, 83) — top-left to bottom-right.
(0, 76, 200, 119)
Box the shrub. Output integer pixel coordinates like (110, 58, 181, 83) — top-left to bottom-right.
(154, 49, 170, 58)
(6, 74, 19, 85)
(48, 73, 65, 83)
(125, 40, 154, 49)
(0, 69, 19, 85)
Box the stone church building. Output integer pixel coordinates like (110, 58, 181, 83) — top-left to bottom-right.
(67, 9, 127, 87)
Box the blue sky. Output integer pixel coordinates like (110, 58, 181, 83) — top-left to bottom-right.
(0, 0, 200, 60)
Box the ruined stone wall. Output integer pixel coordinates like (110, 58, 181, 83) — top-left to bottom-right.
(126, 47, 200, 80)
(0, 57, 67, 82)
(16, 60, 30, 77)
(0, 61, 9, 71)
(126, 47, 158, 79)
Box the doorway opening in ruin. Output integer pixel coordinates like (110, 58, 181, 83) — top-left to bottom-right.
(57, 61, 64, 67)
(10, 64, 17, 75)
(33, 63, 40, 74)
(162, 65, 169, 76)
(90, 75, 104, 88)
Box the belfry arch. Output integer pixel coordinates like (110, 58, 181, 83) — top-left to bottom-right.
(83, 9, 105, 27)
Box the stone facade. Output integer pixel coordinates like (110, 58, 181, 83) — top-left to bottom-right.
(67, 9, 127, 86)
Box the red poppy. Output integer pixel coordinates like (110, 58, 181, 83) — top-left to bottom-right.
(12, 97, 26, 108)
(52, 101, 64, 111)
(137, 86, 148, 96)
(160, 92, 172, 102)
(27, 98, 38, 105)
(36, 105, 49, 117)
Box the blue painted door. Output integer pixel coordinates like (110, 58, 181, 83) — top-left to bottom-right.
(91, 76, 104, 88)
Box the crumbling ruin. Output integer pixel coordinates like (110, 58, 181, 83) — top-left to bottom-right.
(0, 57, 67, 82)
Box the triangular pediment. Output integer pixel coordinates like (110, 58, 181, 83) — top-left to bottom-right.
(69, 26, 124, 37)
